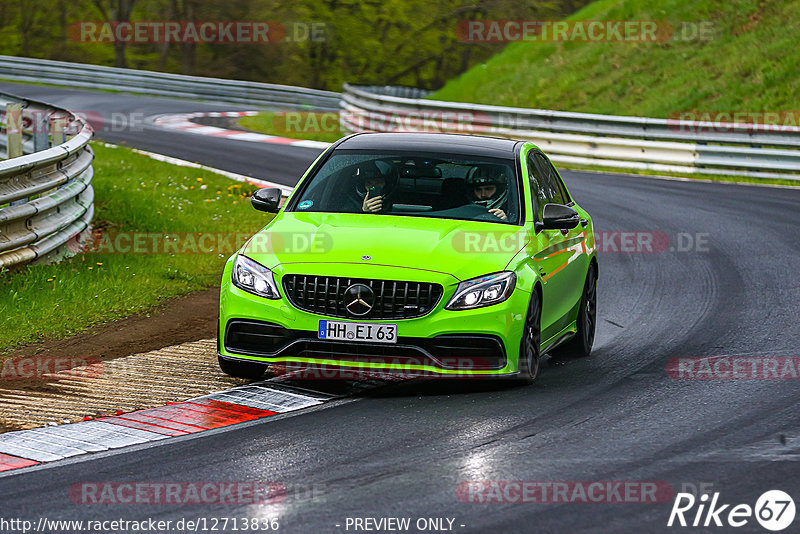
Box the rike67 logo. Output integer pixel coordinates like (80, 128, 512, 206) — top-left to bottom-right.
(668, 490, 795, 531)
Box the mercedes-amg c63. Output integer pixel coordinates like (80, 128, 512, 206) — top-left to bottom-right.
(218, 132, 597, 383)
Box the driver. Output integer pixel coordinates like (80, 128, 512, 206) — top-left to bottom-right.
(467, 165, 508, 220)
(361, 175, 387, 213)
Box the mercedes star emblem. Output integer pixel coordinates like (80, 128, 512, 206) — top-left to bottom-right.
(343, 283, 375, 316)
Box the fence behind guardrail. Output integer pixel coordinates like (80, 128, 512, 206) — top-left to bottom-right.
(0, 92, 94, 269)
(340, 84, 800, 181)
(0, 55, 341, 111)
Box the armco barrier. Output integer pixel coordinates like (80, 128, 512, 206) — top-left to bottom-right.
(340, 84, 800, 181)
(0, 55, 340, 111)
(0, 92, 94, 269)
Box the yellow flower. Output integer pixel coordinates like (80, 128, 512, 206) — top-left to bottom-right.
(197, 178, 203, 182)
(88, 267, 93, 270)
(96, 262, 103, 266)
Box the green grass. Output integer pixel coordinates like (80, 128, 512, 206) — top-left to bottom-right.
(239, 111, 342, 143)
(432, 0, 800, 117)
(559, 162, 800, 188)
(0, 143, 273, 352)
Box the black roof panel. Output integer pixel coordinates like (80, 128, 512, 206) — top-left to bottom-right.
(336, 132, 520, 158)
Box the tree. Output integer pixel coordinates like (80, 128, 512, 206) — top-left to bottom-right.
(91, 0, 136, 67)
(0, 0, 591, 90)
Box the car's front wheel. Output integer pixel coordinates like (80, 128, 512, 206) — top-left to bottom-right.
(218, 355, 266, 379)
(518, 293, 542, 384)
(551, 264, 597, 359)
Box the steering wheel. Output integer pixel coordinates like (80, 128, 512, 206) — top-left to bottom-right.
(459, 203, 504, 222)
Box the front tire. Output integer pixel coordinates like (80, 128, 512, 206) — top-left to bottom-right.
(517, 293, 542, 384)
(218, 355, 266, 379)
(551, 264, 597, 359)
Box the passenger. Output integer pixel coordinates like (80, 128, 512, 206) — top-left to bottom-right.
(467, 166, 508, 220)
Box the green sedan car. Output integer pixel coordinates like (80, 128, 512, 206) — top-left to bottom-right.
(218, 132, 597, 383)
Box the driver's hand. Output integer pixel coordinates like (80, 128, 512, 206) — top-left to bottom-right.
(489, 208, 507, 220)
(362, 192, 383, 213)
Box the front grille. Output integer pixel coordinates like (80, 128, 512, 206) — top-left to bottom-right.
(281, 275, 443, 320)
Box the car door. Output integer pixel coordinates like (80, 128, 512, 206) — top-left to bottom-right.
(532, 151, 591, 337)
(526, 151, 574, 342)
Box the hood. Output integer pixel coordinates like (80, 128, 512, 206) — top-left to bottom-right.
(242, 211, 529, 281)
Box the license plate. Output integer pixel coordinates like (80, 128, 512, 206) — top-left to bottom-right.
(318, 320, 397, 344)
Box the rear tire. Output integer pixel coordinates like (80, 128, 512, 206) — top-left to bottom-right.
(517, 292, 542, 384)
(551, 264, 597, 359)
(218, 355, 266, 379)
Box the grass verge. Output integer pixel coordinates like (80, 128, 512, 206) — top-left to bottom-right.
(0, 143, 272, 353)
(239, 111, 341, 144)
(558, 163, 800, 188)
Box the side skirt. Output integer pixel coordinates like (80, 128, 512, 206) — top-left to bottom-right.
(541, 322, 578, 355)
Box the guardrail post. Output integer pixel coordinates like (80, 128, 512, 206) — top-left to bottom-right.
(51, 113, 67, 146)
(5, 103, 23, 158)
(49, 113, 69, 194)
(6, 103, 26, 206)
(32, 111, 50, 153)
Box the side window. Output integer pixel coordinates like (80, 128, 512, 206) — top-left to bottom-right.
(526, 152, 550, 220)
(534, 153, 568, 205)
(543, 156, 571, 204)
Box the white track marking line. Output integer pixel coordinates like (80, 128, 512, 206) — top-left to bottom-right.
(151, 110, 333, 150)
(119, 146, 295, 195)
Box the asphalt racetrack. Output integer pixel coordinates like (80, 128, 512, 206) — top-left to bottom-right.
(1, 82, 799, 533)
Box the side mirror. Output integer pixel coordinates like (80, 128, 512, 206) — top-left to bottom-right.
(540, 203, 579, 230)
(251, 188, 282, 213)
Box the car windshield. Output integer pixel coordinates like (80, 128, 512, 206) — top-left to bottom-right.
(288, 150, 521, 225)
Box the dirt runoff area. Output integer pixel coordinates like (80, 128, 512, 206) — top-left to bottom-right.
(0, 289, 248, 432)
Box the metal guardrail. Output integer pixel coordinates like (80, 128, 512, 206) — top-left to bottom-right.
(0, 92, 94, 269)
(341, 84, 800, 181)
(0, 55, 341, 111)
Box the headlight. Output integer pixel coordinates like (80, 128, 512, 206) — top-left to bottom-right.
(232, 255, 280, 299)
(446, 272, 516, 310)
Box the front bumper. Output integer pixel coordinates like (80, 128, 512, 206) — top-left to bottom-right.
(218, 261, 530, 377)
